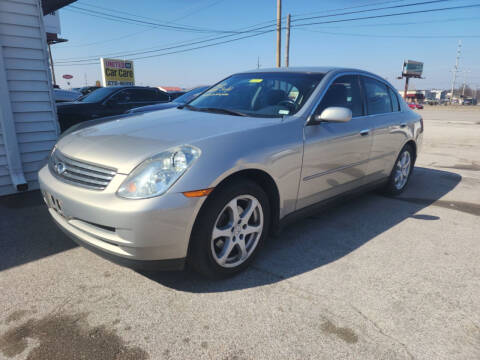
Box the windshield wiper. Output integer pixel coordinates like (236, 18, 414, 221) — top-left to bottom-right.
(195, 107, 248, 117)
(180, 104, 248, 117)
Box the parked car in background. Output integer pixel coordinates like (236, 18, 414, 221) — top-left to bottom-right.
(73, 86, 102, 96)
(56, 86, 171, 132)
(54, 88, 82, 103)
(127, 86, 209, 114)
(40, 67, 423, 278)
(158, 86, 184, 100)
(167, 91, 186, 100)
(408, 103, 424, 110)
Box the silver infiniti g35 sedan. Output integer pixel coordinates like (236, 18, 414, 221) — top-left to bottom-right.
(39, 67, 423, 278)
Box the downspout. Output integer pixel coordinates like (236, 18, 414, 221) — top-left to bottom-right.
(0, 46, 27, 191)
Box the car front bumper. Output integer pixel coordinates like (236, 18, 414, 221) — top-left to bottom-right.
(38, 165, 203, 269)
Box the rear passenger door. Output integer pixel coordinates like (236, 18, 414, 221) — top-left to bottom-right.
(361, 76, 406, 180)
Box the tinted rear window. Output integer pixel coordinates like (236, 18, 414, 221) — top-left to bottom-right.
(363, 77, 392, 115)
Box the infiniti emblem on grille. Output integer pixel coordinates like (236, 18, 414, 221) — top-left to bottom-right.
(55, 162, 66, 175)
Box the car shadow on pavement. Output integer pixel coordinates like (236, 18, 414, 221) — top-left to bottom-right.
(142, 167, 462, 292)
(0, 191, 77, 272)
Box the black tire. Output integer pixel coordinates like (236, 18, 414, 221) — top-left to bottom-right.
(384, 144, 415, 196)
(188, 179, 270, 279)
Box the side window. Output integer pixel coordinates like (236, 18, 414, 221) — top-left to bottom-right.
(388, 87, 400, 112)
(155, 90, 170, 102)
(110, 89, 131, 103)
(363, 77, 392, 115)
(128, 89, 161, 102)
(316, 75, 363, 117)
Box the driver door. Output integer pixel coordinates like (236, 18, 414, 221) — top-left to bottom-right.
(297, 75, 375, 209)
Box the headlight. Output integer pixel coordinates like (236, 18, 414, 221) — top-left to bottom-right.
(117, 145, 201, 199)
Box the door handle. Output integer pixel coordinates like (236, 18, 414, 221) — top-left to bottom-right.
(400, 123, 407, 128)
(359, 129, 370, 136)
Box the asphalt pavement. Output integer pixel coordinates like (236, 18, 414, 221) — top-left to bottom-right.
(0, 108, 479, 360)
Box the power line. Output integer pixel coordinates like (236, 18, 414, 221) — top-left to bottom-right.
(291, 0, 411, 17)
(292, 3, 480, 28)
(169, 0, 229, 22)
(55, 3, 480, 66)
(59, 0, 231, 48)
(79, 0, 228, 24)
(299, 29, 480, 38)
(301, 16, 479, 29)
(292, 0, 455, 23)
(55, 21, 274, 63)
(56, 0, 413, 49)
(75, 0, 230, 30)
(75, 0, 216, 25)
(55, 29, 274, 66)
(68, 5, 239, 34)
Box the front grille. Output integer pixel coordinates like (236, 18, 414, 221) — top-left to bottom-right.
(50, 150, 117, 190)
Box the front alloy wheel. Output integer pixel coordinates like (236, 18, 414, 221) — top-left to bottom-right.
(188, 179, 270, 278)
(211, 195, 263, 268)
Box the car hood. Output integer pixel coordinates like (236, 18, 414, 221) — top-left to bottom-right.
(56, 108, 279, 174)
(129, 102, 178, 113)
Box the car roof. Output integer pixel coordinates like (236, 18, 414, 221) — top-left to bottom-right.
(103, 85, 160, 90)
(237, 66, 381, 78)
(238, 66, 335, 74)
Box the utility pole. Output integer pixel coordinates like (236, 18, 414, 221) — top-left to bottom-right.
(276, 0, 282, 68)
(47, 44, 56, 86)
(285, 13, 291, 67)
(84, 73, 88, 86)
(404, 77, 410, 100)
(450, 40, 462, 104)
(257, 56, 260, 69)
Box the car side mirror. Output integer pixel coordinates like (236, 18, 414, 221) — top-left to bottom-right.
(310, 107, 352, 124)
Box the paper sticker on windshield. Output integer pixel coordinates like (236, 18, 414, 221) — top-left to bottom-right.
(249, 79, 263, 83)
(279, 109, 290, 115)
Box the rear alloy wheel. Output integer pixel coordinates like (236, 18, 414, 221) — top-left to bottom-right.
(384, 144, 414, 195)
(189, 180, 270, 278)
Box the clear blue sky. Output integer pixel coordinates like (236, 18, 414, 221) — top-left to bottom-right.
(51, 0, 480, 90)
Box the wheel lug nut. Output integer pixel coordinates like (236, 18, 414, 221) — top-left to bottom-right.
(242, 224, 247, 229)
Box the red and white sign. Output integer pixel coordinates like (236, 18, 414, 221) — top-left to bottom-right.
(62, 74, 73, 79)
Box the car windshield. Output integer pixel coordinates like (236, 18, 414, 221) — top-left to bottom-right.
(78, 87, 118, 103)
(187, 73, 323, 117)
(174, 86, 209, 104)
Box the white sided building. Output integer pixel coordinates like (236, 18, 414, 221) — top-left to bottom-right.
(0, 0, 66, 196)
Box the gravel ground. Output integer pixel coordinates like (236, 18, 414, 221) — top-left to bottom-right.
(0, 109, 479, 360)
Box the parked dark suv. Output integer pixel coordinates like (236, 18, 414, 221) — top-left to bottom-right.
(56, 86, 170, 132)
